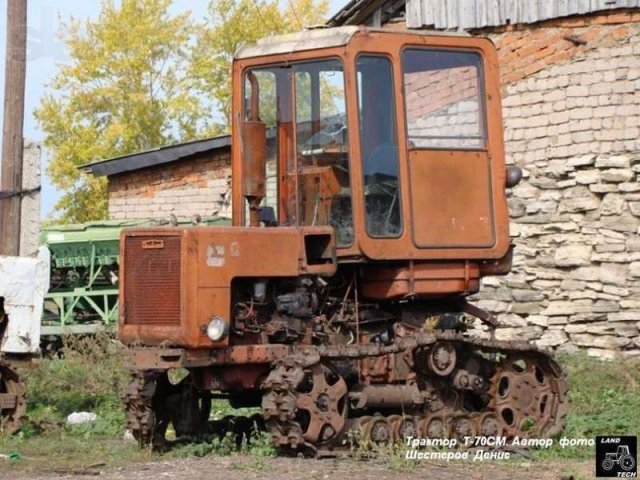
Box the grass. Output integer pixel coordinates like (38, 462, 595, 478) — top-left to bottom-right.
(534, 352, 640, 461)
(0, 336, 638, 474)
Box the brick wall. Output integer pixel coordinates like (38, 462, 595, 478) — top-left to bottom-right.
(108, 151, 232, 220)
(469, 11, 640, 358)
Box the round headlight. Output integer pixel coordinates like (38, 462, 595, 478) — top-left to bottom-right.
(206, 316, 228, 341)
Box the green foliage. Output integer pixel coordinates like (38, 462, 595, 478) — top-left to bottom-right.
(170, 430, 275, 461)
(26, 333, 127, 419)
(0, 333, 144, 472)
(189, 0, 329, 131)
(35, 0, 203, 223)
(36, 0, 329, 223)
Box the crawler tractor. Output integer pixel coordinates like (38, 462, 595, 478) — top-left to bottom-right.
(120, 26, 568, 453)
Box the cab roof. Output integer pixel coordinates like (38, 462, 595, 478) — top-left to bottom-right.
(234, 26, 469, 60)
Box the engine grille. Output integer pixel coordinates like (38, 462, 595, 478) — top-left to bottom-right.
(123, 235, 181, 326)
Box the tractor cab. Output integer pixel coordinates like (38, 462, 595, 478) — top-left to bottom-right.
(232, 26, 515, 265)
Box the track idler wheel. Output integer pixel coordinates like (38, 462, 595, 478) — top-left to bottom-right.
(476, 412, 504, 438)
(490, 353, 568, 438)
(419, 412, 448, 438)
(295, 363, 348, 444)
(392, 415, 419, 442)
(0, 363, 26, 435)
(451, 414, 476, 443)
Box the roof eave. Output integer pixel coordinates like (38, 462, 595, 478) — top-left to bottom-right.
(81, 135, 232, 178)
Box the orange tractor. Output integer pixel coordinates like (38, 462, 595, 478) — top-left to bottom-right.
(119, 26, 567, 453)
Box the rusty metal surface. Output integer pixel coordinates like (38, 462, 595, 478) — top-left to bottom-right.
(240, 119, 266, 227)
(258, 334, 567, 453)
(123, 330, 568, 453)
(123, 233, 181, 326)
(408, 150, 495, 248)
(360, 261, 481, 299)
(0, 360, 26, 434)
(119, 226, 336, 348)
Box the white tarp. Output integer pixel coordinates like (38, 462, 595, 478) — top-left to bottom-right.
(0, 247, 49, 354)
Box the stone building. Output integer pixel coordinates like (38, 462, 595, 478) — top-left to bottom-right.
(85, 0, 640, 357)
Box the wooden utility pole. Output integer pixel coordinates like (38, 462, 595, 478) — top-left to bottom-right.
(0, 0, 27, 256)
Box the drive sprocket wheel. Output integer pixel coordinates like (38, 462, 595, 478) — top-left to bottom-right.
(262, 361, 347, 451)
(489, 353, 568, 438)
(0, 362, 26, 435)
(295, 363, 348, 444)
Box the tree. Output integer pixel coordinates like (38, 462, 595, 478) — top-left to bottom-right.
(189, 0, 329, 133)
(35, 0, 203, 222)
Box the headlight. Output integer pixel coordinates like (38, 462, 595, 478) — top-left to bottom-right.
(206, 316, 228, 341)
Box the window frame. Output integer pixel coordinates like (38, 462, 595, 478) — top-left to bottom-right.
(242, 57, 355, 248)
(241, 67, 280, 225)
(292, 57, 354, 247)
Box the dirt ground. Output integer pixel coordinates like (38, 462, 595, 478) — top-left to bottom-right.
(0, 455, 593, 480)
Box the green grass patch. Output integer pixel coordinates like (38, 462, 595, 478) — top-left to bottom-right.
(534, 352, 640, 460)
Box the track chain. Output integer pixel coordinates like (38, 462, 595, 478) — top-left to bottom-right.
(0, 359, 26, 435)
(123, 332, 568, 455)
(123, 370, 159, 447)
(259, 333, 568, 454)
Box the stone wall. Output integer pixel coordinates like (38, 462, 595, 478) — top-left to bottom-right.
(108, 150, 232, 220)
(470, 13, 640, 358)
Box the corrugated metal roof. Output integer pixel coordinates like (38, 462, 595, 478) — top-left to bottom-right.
(405, 0, 640, 30)
(82, 135, 231, 177)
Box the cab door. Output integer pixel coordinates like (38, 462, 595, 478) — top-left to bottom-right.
(347, 32, 510, 260)
(402, 48, 495, 249)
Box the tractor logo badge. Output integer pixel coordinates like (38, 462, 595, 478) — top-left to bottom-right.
(596, 436, 637, 478)
(141, 239, 164, 249)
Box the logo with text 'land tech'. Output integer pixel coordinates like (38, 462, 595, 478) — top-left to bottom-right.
(596, 436, 637, 478)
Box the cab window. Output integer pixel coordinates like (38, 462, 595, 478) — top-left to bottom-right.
(402, 49, 486, 150)
(357, 55, 401, 238)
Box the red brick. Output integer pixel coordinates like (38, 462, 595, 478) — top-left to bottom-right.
(611, 26, 630, 40)
(592, 12, 632, 25)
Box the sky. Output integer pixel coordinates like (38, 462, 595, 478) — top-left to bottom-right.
(0, 0, 346, 218)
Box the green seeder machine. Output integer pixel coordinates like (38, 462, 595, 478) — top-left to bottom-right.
(40, 217, 230, 337)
